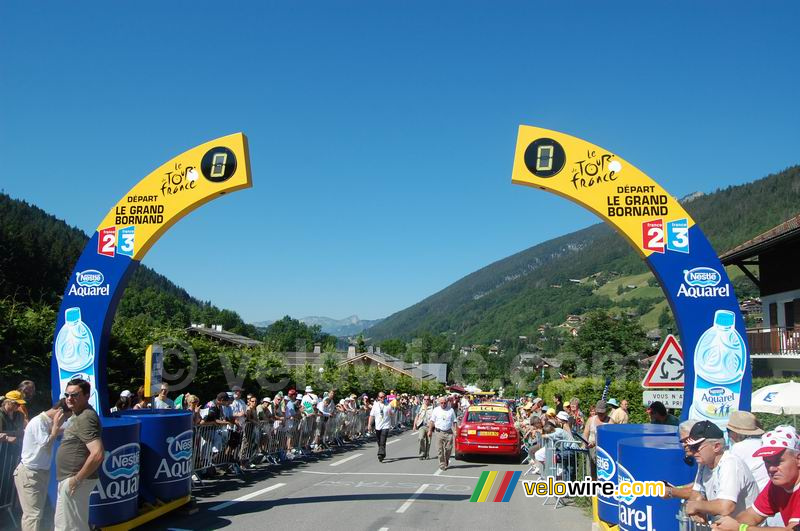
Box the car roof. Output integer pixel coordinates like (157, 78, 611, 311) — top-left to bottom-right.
(467, 404, 510, 413)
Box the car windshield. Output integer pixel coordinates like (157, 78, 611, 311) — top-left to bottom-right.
(466, 411, 508, 424)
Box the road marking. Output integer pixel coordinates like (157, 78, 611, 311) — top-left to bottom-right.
(396, 483, 429, 513)
(378, 528, 389, 531)
(300, 470, 479, 479)
(330, 453, 363, 467)
(433, 468, 443, 476)
(209, 483, 286, 512)
(387, 439, 402, 445)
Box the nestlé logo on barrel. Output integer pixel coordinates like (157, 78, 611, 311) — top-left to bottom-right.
(154, 429, 193, 482)
(92, 442, 140, 504)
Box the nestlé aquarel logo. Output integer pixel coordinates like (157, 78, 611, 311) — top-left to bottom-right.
(677, 267, 729, 298)
(68, 269, 110, 297)
(595, 446, 616, 482)
(154, 429, 193, 482)
(93, 442, 140, 503)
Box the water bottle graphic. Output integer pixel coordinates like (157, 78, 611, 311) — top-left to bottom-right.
(55, 307, 98, 409)
(691, 310, 746, 421)
(55, 307, 95, 372)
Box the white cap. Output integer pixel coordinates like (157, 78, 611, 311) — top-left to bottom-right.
(120, 390, 133, 398)
(305, 385, 314, 393)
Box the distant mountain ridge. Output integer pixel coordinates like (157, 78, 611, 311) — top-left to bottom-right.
(252, 315, 384, 336)
(366, 165, 800, 343)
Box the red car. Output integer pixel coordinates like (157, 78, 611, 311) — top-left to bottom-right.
(455, 403, 521, 460)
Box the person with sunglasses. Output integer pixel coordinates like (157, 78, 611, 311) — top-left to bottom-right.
(663, 420, 700, 501)
(683, 420, 758, 526)
(712, 425, 800, 530)
(54, 378, 104, 531)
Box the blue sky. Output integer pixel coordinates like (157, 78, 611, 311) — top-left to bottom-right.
(1, 2, 798, 324)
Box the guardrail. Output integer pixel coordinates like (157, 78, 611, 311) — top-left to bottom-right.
(191, 408, 413, 483)
(0, 444, 20, 528)
(675, 500, 713, 530)
(531, 435, 590, 509)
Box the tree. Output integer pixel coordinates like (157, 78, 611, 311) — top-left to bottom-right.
(566, 309, 648, 378)
(381, 338, 407, 357)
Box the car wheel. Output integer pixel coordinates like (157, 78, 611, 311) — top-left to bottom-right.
(455, 452, 464, 461)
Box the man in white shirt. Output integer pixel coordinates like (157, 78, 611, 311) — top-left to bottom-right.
(428, 396, 458, 471)
(14, 400, 71, 531)
(685, 420, 759, 525)
(368, 392, 393, 462)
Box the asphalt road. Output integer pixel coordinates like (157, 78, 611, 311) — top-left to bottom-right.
(150, 429, 593, 531)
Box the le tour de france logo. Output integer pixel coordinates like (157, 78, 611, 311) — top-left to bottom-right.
(93, 442, 140, 504)
(154, 429, 193, 483)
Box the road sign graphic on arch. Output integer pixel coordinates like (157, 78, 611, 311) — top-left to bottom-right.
(642, 334, 684, 388)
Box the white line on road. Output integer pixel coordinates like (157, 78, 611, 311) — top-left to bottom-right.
(378, 528, 389, 531)
(396, 483, 429, 513)
(387, 439, 402, 445)
(330, 453, 363, 467)
(433, 468, 442, 476)
(209, 483, 286, 512)
(301, 470, 479, 479)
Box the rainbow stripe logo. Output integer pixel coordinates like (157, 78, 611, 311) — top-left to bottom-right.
(470, 471, 521, 502)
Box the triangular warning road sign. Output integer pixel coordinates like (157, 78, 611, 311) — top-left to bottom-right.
(642, 334, 684, 388)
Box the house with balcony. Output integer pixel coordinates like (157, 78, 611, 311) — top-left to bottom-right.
(720, 213, 800, 377)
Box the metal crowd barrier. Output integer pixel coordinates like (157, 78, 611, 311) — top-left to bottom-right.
(0, 444, 21, 528)
(191, 410, 383, 485)
(676, 500, 713, 530)
(539, 437, 590, 509)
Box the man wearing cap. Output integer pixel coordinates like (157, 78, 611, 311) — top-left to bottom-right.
(1, 391, 27, 445)
(712, 425, 800, 530)
(684, 420, 758, 524)
(229, 386, 246, 423)
(257, 397, 272, 422)
(584, 400, 610, 479)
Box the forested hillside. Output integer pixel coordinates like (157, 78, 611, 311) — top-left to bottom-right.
(367, 165, 800, 342)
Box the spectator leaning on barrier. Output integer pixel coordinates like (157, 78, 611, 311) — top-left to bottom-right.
(185, 395, 202, 425)
(301, 386, 318, 417)
(257, 397, 272, 422)
(684, 420, 759, 525)
(1, 391, 26, 446)
(55, 378, 104, 531)
(14, 399, 71, 531)
(229, 386, 246, 422)
(663, 419, 699, 501)
(712, 425, 800, 531)
(111, 389, 133, 413)
(647, 401, 680, 426)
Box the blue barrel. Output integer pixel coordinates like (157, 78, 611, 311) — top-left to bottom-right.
(89, 416, 141, 527)
(596, 424, 678, 525)
(617, 436, 696, 531)
(120, 409, 193, 503)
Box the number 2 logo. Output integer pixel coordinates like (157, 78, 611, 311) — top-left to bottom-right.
(642, 219, 665, 253)
(98, 227, 116, 257)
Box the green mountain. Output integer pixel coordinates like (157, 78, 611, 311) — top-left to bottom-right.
(0, 193, 257, 336)
(367, 165, 800, 343)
